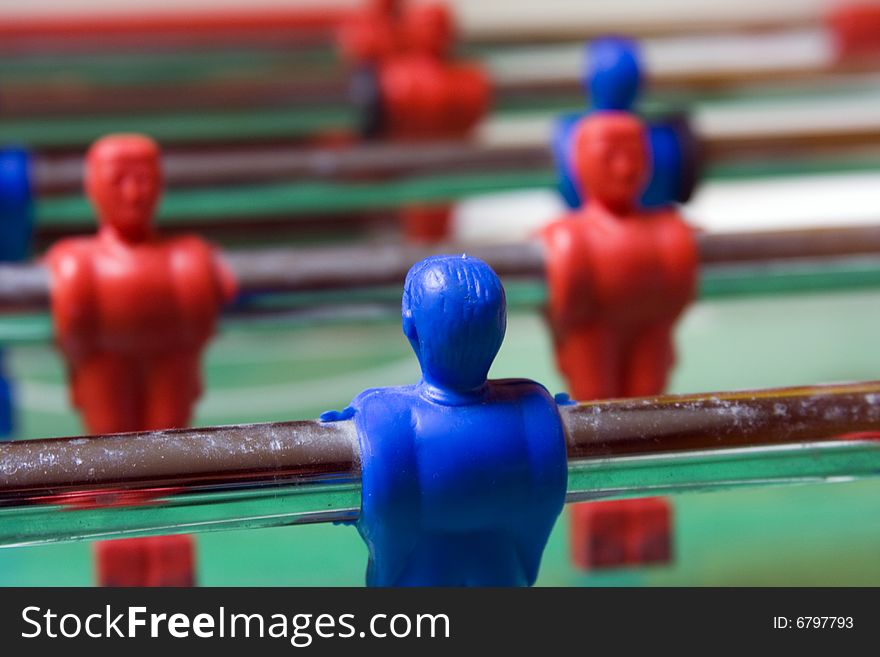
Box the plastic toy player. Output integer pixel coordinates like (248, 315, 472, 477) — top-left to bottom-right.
(322, 255, 568, 586)
(342, 1, 489, 243)
(542, 112, 697, 399)
(0, 146, 35, 439)
(553, 37, 698, 211)
(344, 1, 487, 141)
(46, 134, 237, 586)
(540, 112, 697, 570)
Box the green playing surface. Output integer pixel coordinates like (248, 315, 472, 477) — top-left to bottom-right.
(1, 288, 879, 586)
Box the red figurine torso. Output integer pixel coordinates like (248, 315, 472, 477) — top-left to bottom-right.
(547, 204, 696, 325)
(378, 54, 489, 140)
(50, 233, 227, 352)
(47, 229, 235, 434)
(541, 205, 697, 400)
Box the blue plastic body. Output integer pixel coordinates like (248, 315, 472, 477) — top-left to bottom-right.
(587, 36, 643, 111)
(322, 255, 568, 586)
(642, 122, 686, 208)
(0, 147, 30, 438)
(0, 350, 12, 440)
(551, 112, 584, 209)
(0, 147, 34, 262)
(553, 38, 689, 210)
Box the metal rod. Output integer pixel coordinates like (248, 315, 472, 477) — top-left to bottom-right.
(9, 56, 879, 119)
(34, 142, 551, 193)
(0, 7, 347, 55)
(496, 59, 880, 100)
(696, 226, 880, 264)
(0, 381, 878, 547)
(5, 227, 880, 313)
(2, 76, 354, 118)
(0, 5, 821, 55)
(32, 117, 880, 193)
(5, 16, 875, 118)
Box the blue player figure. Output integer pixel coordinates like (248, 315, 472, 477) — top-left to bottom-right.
(0, 146, 35, 439)
(552, 37, 699, 210)
(322, 255, 568, 586)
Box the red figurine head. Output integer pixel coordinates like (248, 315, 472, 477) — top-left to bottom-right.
(402, 2, 454, 59)
(573, 112, 650, 214)
(85, 134, 162, 244)
(338, 0, 402, 63)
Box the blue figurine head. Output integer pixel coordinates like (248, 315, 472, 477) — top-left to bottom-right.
(585, 36, 643, 111)
(555, 37, 644, 208)
(402, 255, 506, 395)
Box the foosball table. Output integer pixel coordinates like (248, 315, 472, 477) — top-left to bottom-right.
(0, 0, 879, 587)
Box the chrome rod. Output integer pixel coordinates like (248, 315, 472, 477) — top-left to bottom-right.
(0, 381, 878, 547)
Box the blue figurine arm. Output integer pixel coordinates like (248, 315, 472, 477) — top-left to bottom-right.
(319, 390, 377, 527)
(463, 379, 569, 586)
(348, 386, 421, 586)
(552, 113, 586, 209)
(322, 386, 421, 576)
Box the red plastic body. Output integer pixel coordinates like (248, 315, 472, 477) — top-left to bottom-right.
(341, 2, 487, 242)
(350, 1, 488, 139)
(401, 205, 453, 243)
(45, 135, 236, 587)
(827, 3, 880, 58)
(338, 1, 452, 64)
(379, 56, 489, 139)
(381, 49, 487, 241)
(837, 431, 880, 441)
(96, 536, 195, 587)
(46, 135, 237, 434)
(570, 498, 673, 570)
(540, 113, 697, 401)
(541, 113, 695, 571)
(338, 0, 403, 64)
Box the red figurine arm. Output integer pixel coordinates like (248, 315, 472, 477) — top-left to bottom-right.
(539, 216, 594, 334)
(45, 242, 97, 364)
(168, 237, 237, 344)
(654, 210, 699, 308)
(213, 250, 238, 305)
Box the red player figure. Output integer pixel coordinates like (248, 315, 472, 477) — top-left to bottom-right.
(539, 112, 698, 570)
(340, 2, 487, 243)
(46, 134, 237, 586)
(382, 6, 487, 140)
(386, 3, 487, 242)
(338, 0, 453, 67)
(540, 112, 697, 400)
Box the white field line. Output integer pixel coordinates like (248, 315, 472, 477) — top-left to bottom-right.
(456, 0, 825, 38)
(485, 28, 830, 85)
(477, 89, 880, 148)
(452, 170, 880, 242)
(0, 0, 825, 33)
